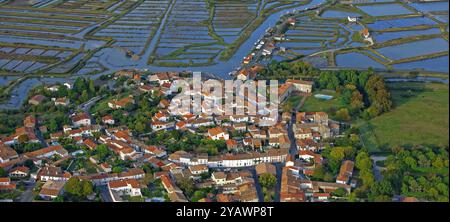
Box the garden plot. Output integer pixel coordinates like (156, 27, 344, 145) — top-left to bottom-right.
(357, 3, 414, 17)
(153, 0, 221, 66)
(94, 0, 170, 55)
(213, 0, 259, 44)
(376, 38, 448, 61)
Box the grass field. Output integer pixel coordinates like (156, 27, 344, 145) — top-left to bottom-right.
(359, 82, 449, 153)
(285, 94, 303, 109)
(301, 90, 346, 112)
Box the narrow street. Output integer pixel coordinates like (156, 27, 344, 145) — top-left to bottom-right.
(99, 185, 113, 202)
(250, 168, 264, 202)
(77, 95, 103, 113)
(371, 155, 387, 182)
(18, 181, 35, 202)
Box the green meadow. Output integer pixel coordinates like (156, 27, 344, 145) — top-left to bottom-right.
(359, 82, 449, 152)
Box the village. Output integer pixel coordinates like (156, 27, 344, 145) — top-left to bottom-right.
(0, 66, 367, 203)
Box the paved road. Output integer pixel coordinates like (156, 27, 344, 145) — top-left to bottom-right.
(273, 162, 284, 202)
(250, 168, 264, 202)
(18, 181, 35, 202)
(77, 95, 103, 113)
(99, 185, 113, 202)
(371, 155, 387, 182)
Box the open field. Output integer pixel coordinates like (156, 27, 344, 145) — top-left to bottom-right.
(301, 89, 345, 112)
(358, 82, 449, 153)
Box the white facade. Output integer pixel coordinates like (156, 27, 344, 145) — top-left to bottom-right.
(73, 119, 91, 127)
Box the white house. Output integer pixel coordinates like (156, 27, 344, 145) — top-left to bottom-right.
(9, 166, 29, 178)
(108, 179, 142, 202)
(102, 115, 115, 125)
(71, 113, 91, 127)
(37, 166, 71, 182)
(151, 121, 174, 131)
(188, 165, 209, 176)
(208, 127, 229, 140)
(39, 180, 66, 200)
(0, 177, 11, 186)
(0, 145, 18, 163)
(347, 16, 357, 22)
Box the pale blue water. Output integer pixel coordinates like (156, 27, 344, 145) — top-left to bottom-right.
(374, 28, 442, 42)
(368, 17, 437, 30)
(392, 55, 449, 73)
(321, 10, 361, 18)
(409, 1, 449, 12)
(314, 94, 333, 100)
(358, 4, 413, 16)
(377, 38, 448, 60)
(336, 52, 385, 69)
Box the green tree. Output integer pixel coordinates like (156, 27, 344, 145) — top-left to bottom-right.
(81, 180, 94, 196)
(57, 85, 68, 98)
(364, 75, 392, 117)
(0, 168, 6, 177)
(88, 79, 96, 95)
(350, 90, 365, 112)
(112, 166, 123, 173)
(96, 144, 110, 160)
(48, 118, 59, 132)
(335, 108, 351, 121)
(312, 165, 325, 180)
(65, 177, 83, 196)
(359, 169, 375, 187)
(134, 121, 146, 134)
(259, 173, 277, 188)
(355, 151, 372, 171)
(178, 178, 195, 197)
(73, 77, 87, 94)
(332, 188, 347, 197)
(80, 90, 89, 103)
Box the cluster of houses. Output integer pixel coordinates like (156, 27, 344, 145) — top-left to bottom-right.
(0, 68, 354, 202)
(280, 156, 355, 202)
